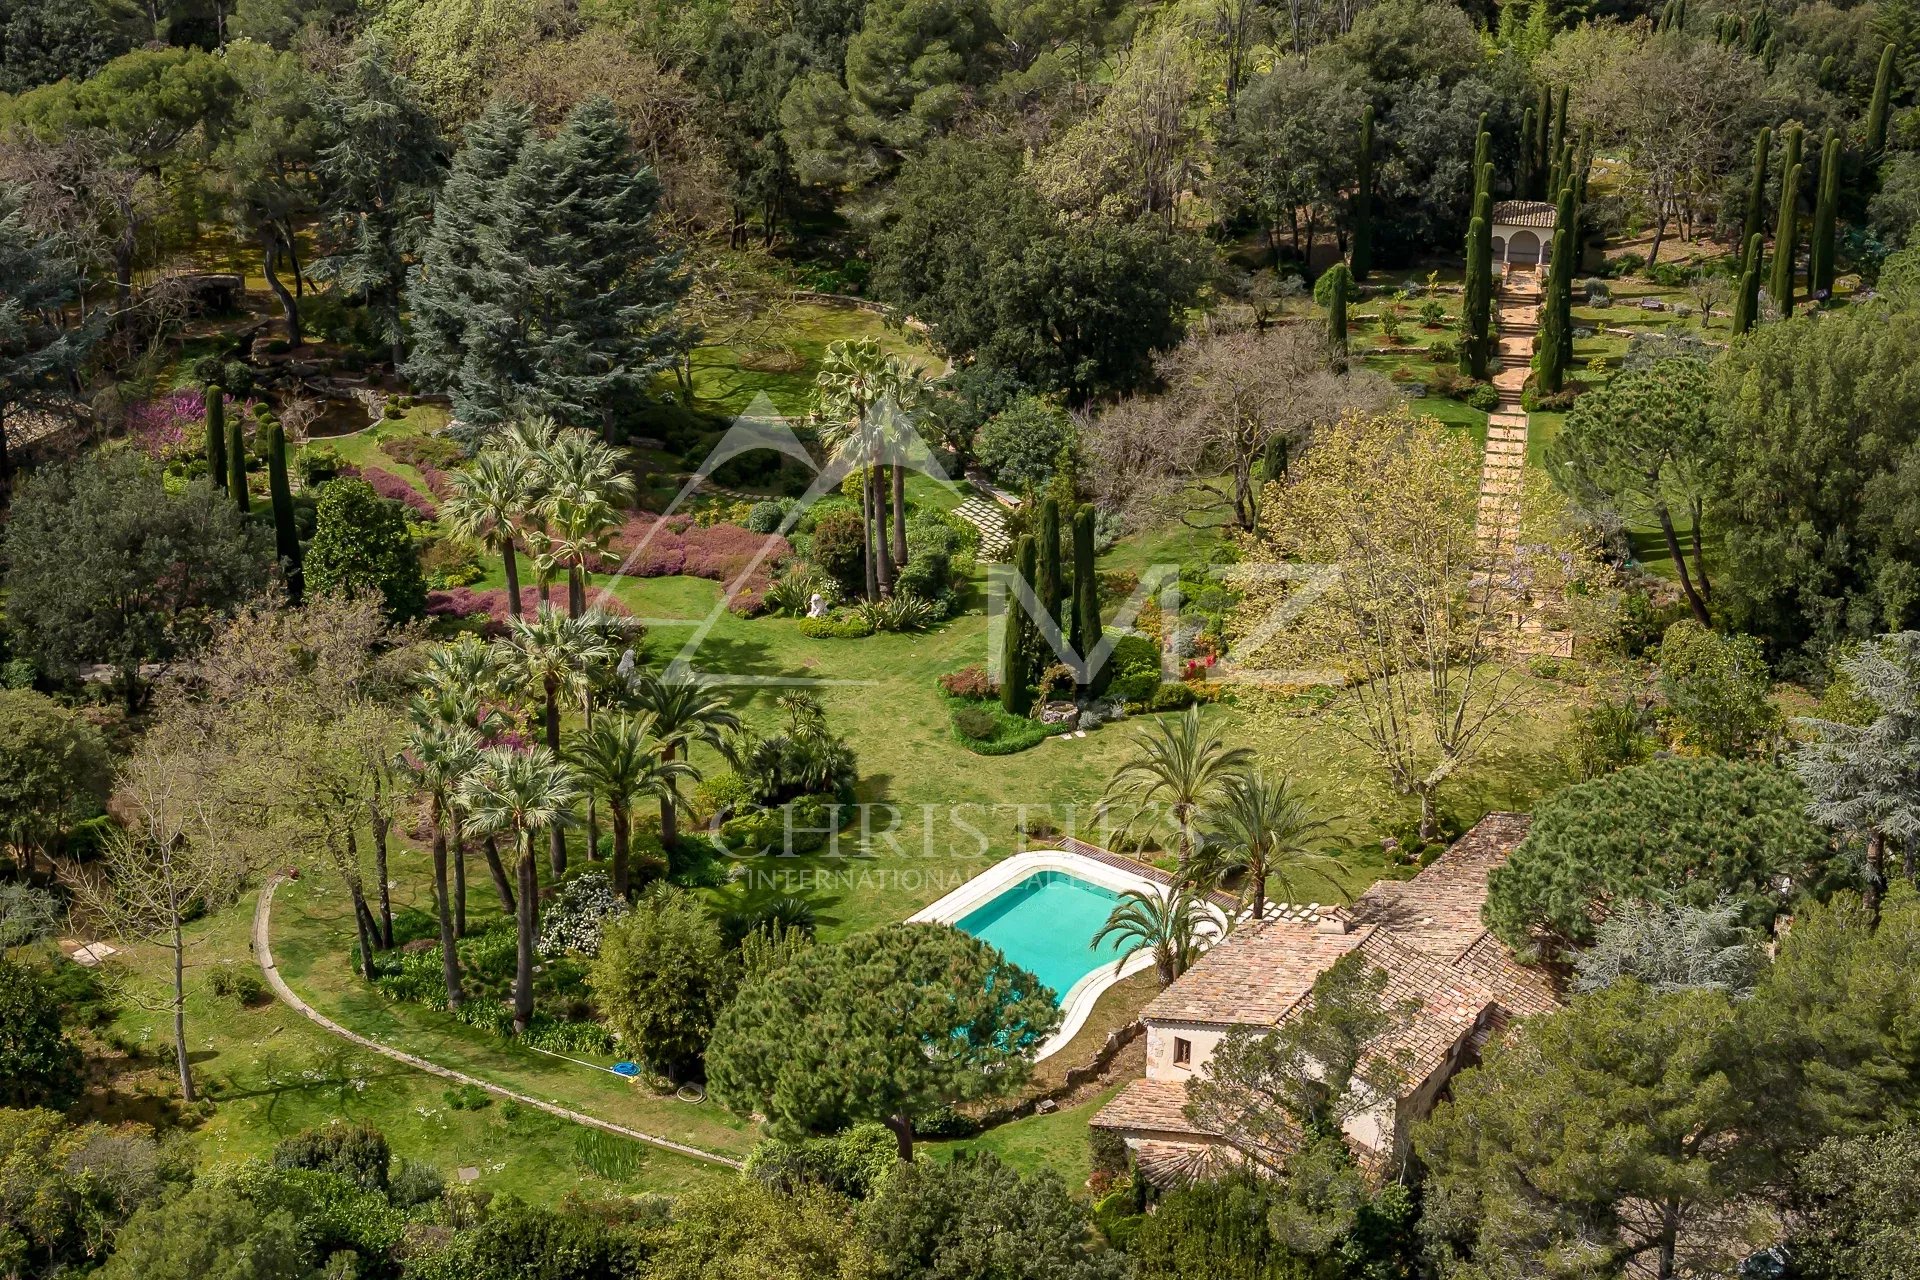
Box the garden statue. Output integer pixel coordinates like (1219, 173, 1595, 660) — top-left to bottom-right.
(808, 592, 829, 618)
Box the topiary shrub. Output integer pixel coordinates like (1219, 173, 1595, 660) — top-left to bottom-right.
(953, 706, 997, 740)
(745, 500, 787, 534)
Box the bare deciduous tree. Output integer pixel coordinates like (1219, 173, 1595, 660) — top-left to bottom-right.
(1084, 321, 1393, 531)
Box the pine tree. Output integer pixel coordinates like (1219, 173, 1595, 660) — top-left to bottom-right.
(1741, 128, 1772, 252)
(314, 46, 445, 370)
(1036, 495, 1064, 635)
(1071, 505, 1107, 695)
(1325, 263, 1351, 371)
(1771, 162, 1803, 318)
(406, 97, 686, 443)
(1868, 44, 1897, 157)
(1732, 233, 1764, 335)
(1810, 133, 1840, 302)
(1001, 535, 1035, 716)
(266, 421, 302, 600)
(205, 384, 227, 491)
(1352, 106, 1374, 282)
(227, 418, 249, 513)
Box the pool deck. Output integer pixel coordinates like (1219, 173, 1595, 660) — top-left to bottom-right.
(910, 843, 1230, 1059)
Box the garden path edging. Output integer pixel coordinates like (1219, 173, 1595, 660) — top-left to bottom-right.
(250, 875, 744, 1170)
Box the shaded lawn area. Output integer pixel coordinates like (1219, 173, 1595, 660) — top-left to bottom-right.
(679, 301, 941, 418)
(930, 1082, 1127, 1190)
(88, 887, 736, 1203)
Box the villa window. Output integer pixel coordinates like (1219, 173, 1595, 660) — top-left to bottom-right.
(1173, 1037, 1192, 1067)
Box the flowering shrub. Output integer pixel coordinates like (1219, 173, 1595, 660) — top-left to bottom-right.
(361, 465, 438, 519)
(538, 870, 629, 959)
(130, 391, 258, 463)
(938, 666, 996, 699)
(419, 465, 454, 500)
(426, 587, 630, 635)
(603, 514, 789, 615)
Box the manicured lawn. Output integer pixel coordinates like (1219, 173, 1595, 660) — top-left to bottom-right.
(932, 1082, 1127, 1189)
(80, 891, 736, 1204)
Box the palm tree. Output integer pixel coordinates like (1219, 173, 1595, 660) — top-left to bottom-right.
(457, 744, 581, 1032)
(416, 635, 512, 925)
(1196, 770, 1337, 922)
(404, 716, 479, 1009)
(502, 415, 560, 606)
(814, 339, 923, 597)
(443, 448, 536, 618)
(537, 430, 635, 616)
(630, 672, 741, 847)
(1092, 887, 1212, 987)
(502, 606, 615, 875)
(1103, 705, 1255, 877)
(567, 713, 699, 898)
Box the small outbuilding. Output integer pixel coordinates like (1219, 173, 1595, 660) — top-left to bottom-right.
(1489, 200, 1557, 268)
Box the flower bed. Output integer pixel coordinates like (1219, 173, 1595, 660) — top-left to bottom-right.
(130, 390, 259, 463)
(426, 586, 632, 635)
(601, 514, 789, 615)
(361, 465, 438, 519)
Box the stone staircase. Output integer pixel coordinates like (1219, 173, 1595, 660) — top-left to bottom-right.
(955, 494, 1012, 561)
(1475, 269, 1574, 660)
(1475, 270, 1540, 567)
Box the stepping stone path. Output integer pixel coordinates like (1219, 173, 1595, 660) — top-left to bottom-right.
(955, 494, 1012, 561)
(1477, 269, 1539, 569)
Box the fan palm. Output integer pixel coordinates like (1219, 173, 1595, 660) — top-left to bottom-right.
(630, 672, 741, 846)
(404, 716, 479, 1007)
(1196, 770, 1338, 922)
(1092, 887, 1212, 987)
(814, 339, 923, 598)
(457, 744, 582, 1032)
(537, 430, 635, 616)
(502, 606, 616, 874)
(1102, 705, 1255, 876)
(567, 713, 699, 898)
(414, 635, 513, 919)
(541, 493, 622, 617)
(443, 448, 536, 617)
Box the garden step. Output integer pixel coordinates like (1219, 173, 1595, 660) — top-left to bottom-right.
(955, 496, 1012, 561)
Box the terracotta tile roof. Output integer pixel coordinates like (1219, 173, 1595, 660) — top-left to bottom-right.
(1092, 1077, 1214, 1138)
(1492, 200, 1558, 228)
(1349, 930, 1498, 1082)
(1141, 919, 1367, 1024)
(1455, 930, 1561, 1018)
(1340, 812, 1533, 959)
(1129, 1139, 1249, 1189)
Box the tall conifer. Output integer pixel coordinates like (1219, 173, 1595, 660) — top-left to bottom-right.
(1353, 106, 1375, 281)
(266, 421, 303, 600)
(1742, 128, 1772, 251)
(1772, 162, 1803, 317)
(1071, 506, 1107, 695)
(205, 384, 227, 491)
(1810, 132, 1840, 301)
(1868, 44, 1897, 156)
(227, 419, 249, 514)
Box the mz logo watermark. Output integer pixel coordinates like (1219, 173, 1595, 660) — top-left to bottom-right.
(591, 393, 1341, 690)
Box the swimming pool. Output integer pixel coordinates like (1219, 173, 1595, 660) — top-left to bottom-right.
(953, 870, 1131, 1006)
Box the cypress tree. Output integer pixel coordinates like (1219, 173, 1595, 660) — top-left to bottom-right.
(1464, 215, 1490, 379)
(1001, 535, 1036, 716)
(1352, 106, 1374, 282)
(205, 384, 227, 490)
(266, 421, 303, 601)
(227, 418, 250, 513)
(1810, 132, 1840, 301)
(1771, 161, 1803, 317)
(1818, 54, 1837, 91)
(1518, 106, 1536, 194)
(1763, 34, 1779, 74)
(1868, 44, 1897, 157)
(1536, 184, 1577, 394)
(1326, 263, 1350, 371)
(1472, 116, 1491, 180)
(1071, 505, 1107, 695)
(1472, 163, 1494, 377)
(1036, 495, 1064, 634)
(1533, 85, 1552, 198)
(1741, 128, 1772, 252)
(1781, 124, 1804, 187)
(1732, 232, 1764, 335)
(1549, 86, 1568, 178)
(1262, 432, 1289, 483)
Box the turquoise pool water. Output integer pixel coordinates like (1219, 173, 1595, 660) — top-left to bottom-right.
(953, 870, 1130, 1004)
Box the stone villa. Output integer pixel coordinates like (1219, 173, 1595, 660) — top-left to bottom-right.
(1090, 812, 1559, 1184)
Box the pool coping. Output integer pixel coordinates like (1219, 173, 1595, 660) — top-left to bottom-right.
(909, 847, 1228, 1060)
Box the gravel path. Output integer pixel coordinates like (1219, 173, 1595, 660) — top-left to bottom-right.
(250, 876, 744, 1170)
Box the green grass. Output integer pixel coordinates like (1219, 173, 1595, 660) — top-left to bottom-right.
(80, 892, 735, 1204)
(681, 302, 940, 418)
(931, 1082, 1127, 1189)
